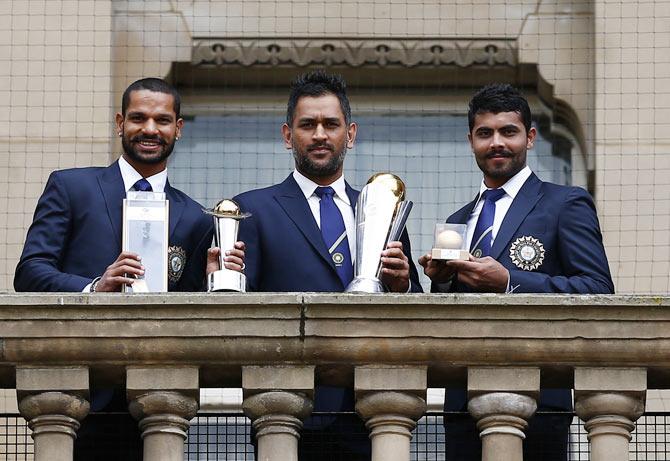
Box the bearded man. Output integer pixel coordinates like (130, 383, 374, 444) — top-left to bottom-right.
(232, 70, 422, 459)
(15, 77, 244, 293)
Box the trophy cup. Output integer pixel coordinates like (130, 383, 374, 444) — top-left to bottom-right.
(345, 173, 413, 293)
(203, 199, 250, 292)
(431, 223, 469, 260)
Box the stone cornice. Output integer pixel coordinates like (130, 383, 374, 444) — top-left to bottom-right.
(191, 37, 517, 68)
(0, 293, 668, 386)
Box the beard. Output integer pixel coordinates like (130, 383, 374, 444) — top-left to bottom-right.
(293, 142, 347, 178)
(121, 133, 176, 165)
(476, 149, 526, 181)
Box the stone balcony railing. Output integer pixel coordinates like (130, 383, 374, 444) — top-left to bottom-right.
(1, 293, 668, 461)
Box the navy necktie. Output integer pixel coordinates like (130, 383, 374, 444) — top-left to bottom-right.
(314, 186, 353, 288)
(133, 178, 153, 192)
(470, 188, 506, 257)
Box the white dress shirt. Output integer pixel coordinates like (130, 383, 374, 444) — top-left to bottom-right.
(292, 169, 356, 258)
(118, 155, 167, 193)
(465, 165, 532, 250)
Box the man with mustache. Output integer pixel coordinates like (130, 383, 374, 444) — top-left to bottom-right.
(232, 70, 422, 459)
(14, 77, 244, 459)
(419, 83, 613, 460)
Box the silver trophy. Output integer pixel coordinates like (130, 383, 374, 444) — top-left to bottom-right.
(203, 199, 250, 292)
(345, 173, 413, 293)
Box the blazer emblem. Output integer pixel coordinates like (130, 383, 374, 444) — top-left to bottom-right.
(168, 246, 186, 283)
(509, 236, 545, 271)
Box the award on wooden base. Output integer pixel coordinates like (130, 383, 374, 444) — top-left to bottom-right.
(431, 223, 469, 261)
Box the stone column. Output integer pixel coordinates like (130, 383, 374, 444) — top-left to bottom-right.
(467, 367, 540, 461)
(242, 366, 314, 461)
(16, 367, 90, 461)
(127, 366, 199, 461)
(574, 367, 646, 461)
(354, 366, 427, 461)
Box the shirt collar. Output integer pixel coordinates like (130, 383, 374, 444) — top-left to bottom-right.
(477, 165, 532, 201)
(118, 155, 168, 193)
(292, 169, 350, 205)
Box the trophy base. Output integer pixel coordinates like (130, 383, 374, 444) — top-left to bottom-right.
(208, 269, 246, 292)
(345, 277, 385, 293)
(431, 248, 470, 261)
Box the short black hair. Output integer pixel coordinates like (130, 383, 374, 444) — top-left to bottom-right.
(121, 78, 181, 118)
(286, 70, 352, 125)
(468, 83, 532, 133)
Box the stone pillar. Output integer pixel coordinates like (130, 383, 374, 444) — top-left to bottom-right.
(574, 367, 646, 461)
(354, 366, 427, 461)
(242, 366, 314, 461)
(16, 367, 90, 461)
(127, 366, 199, 461)
(467, 367, 540, 461)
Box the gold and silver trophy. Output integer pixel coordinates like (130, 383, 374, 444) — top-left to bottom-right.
(345, 173, 413, 293)
(203, 199, 250, 292)
(431, 223, 469, 260)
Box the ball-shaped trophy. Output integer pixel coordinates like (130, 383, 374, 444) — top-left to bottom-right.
(203, 199, 250, 292)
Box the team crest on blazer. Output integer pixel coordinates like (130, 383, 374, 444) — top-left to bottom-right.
(168, 246, 186, 282)
(509, 236, 545, 271)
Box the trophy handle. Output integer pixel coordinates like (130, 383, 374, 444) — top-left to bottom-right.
(376, 200, 413, 279)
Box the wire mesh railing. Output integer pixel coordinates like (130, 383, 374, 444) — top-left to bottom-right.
(2, 411, 670, 460)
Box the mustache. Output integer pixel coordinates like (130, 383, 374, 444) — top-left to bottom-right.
(130, 135, 166, 145)
(307, 142, 334, 152)
(485, 150, 513, 159)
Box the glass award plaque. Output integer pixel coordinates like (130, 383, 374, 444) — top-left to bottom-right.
(122, 191, 169, 292)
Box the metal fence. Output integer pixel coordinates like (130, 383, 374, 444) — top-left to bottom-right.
(2, 412, 669, 460)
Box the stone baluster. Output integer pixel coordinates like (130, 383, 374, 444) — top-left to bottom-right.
(242, 366, 314, 461)
(355, 366, 427, 461)
(127, 366, 199, 461)
(16, 367, 90, 461)
(574, 367, 646, 461)
(467, 367, 540, 461)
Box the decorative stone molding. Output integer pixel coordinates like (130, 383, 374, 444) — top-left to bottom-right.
(468, 392, 537, 440)
(18, 392, 90, 461)
(356, 392, 426, 461)
(192, 38, 517, 68)
(242, 391, 313, 461)
(467, 392, 537, 461)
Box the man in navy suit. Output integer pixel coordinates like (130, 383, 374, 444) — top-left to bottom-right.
(419, 84, 614, 460)
(233, 70, 422, 459)
(14, 78, 244, 460)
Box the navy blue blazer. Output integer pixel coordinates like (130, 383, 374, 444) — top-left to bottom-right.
(234, 174, 422, 293)
(436, 173, 614, 294)
(14, 161, 212, 292)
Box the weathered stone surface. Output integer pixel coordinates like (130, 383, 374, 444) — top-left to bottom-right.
(242, 366, 314, 398)
(127, 366, 199, 401)
(355, 366, 427, 400)
(16, 366, 89, 400)
(0, 294, 668, 390)
(468, 367, 540, 398)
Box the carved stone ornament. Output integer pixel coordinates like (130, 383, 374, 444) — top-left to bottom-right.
(192, 38, 517, 68)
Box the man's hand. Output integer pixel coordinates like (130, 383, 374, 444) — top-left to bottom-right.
(207, 241, 246, 276)
(418, 253, 456, 284)
(95, 251, 143, 292)
(380, 241, 410, 293)
(448, 255, 509, 292)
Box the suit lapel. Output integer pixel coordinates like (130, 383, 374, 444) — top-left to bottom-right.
(274, 175, 334, 268)
(448, 194, 478, 224)
(490, 173, 543, 260)
(165, 180, 185, 240)
(97, 162, 125, 248)
(345, 182, 359, 212)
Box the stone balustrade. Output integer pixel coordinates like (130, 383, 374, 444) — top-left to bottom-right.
(0, 293, 667, 460)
